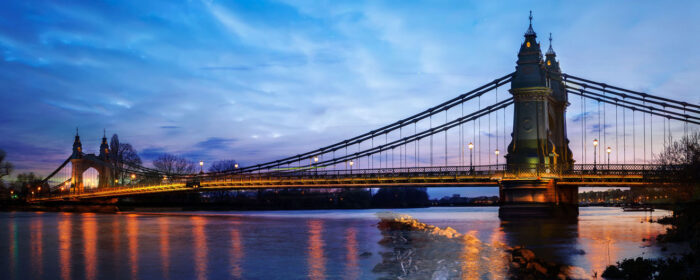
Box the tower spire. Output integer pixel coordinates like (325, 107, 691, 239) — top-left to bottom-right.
(525, 10, 536, 37)
(100, 128, 110, 159)
(546, 32, 556, 56)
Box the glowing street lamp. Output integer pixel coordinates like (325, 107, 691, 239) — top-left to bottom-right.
(468, 142, 474, 174)
(606, 146, 612, 169)
(199, 161, 204, 174)
(313, 156, 319, 163)
(494, 149, 500, 169)
(593, 139, 599, 172)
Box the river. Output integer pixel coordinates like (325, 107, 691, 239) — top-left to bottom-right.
(0, 207, 685, 279)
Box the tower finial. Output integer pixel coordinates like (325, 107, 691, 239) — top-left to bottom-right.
(76, 127, 79, 136)
(524, 11, 536, 37)
(103, 128, 106, 138)
(546, 33, 556, 56)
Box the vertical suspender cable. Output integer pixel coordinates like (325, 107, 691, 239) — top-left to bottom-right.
(445, 109, 448, 166)
(616, 101, 619, 164)
(478, 96, 481, 166)
(430, 114, 433, 167)
(385, 133, 388, 169)
(633, 110, 636, 164)
(642, 97, 647, 164)
(461, 101, 464, 166)
(489, 104, 492, 165)
(598, 99, 601, 165)
(650, 109, 653, 160)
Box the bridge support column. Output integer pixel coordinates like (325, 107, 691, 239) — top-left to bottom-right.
(498, 179, 578, 218)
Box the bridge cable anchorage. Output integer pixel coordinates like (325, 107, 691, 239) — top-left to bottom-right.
(221, 73, 513, 174)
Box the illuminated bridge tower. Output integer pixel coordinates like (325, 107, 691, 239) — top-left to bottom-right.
(501, 14, 577, 217)
(70, 130, 113, 193)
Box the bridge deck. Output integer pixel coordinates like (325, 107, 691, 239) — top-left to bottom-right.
(31, 164, 683, 202)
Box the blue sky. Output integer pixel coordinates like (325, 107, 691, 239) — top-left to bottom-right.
(1, 1, 699, 198)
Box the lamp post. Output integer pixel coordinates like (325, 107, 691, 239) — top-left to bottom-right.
(494, 149, 500, 170)
(130, 174, 136, 185)
(349, 160, 354, 175)
(468, 142, 474, 174)
(199, 161, 204, 174)
(593, 139, 599, 172)
(313, 156, 319, 176)
(606, 147, 612, 170)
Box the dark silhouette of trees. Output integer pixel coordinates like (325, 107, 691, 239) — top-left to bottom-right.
(655, 131, 700, 201)
(0, 149, 12, 183)
(11, 172, 44, 197)
(109, 134, 142, 183)
(371, 187, 430, 208)
(208, 160, 238, 172)
(153, 153, 196, 175)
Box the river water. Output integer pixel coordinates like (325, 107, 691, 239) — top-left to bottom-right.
(0, 207, 685, 279)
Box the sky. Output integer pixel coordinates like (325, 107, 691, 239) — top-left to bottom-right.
(1, 0, 699, 198)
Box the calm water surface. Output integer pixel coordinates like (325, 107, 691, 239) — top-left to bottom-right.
(0, 207, 683, 279)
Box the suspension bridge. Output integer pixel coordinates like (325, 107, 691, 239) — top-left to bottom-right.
(29, 15, 698, 215)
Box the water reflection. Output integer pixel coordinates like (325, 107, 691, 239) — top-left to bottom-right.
(9, 216, 17, 280)
(159, 217, 170, 279)
(461, 230, 480, 280)
(230, 228, 243, 279)
(500, 216, 579, 266)
(191, 216, 208, 280)
(58, 213, 72, 280)
(30, 213, 44, 279)
(126, 214, 139, 280)
(83, 213, 98, 280)
(344, 228, 359, 280)
(0, 208, 677, 280)
(307, 220, 326, 280)
(488, 226, 508, 279)
(578, 211, 665, 275)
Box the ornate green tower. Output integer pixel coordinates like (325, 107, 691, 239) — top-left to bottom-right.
(505, 12, 556, 171)
(500, 13, 578, 217)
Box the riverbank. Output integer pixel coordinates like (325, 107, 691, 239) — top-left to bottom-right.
(602, 202, 700, 279)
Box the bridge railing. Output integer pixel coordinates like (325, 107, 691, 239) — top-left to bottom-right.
(31, 163, 688, 200)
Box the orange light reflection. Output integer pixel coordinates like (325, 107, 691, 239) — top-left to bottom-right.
(30, 214, 44, 279)
(159, 217, 170, 279)
(344, 228, 359, 280)
(307, 220, 326, 280)
(461, 230, 480, 280)
(83, 213, 97, 280)
(126, 214, 139, 280)
(230, 228, 243, 279)
(58, 213, 72, 280)
(191, 216, 208, 280)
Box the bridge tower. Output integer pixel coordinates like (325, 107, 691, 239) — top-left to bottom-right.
(501, 13, 577, 217)
(70, 130, 114, 193)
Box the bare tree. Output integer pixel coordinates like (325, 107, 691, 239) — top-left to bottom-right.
(109, 134, 143, 183)
(656, 131, 700, 185)
(208, 159, 238, 172)
(0, 149, 12, 181)
(153, 153, 196, 175)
